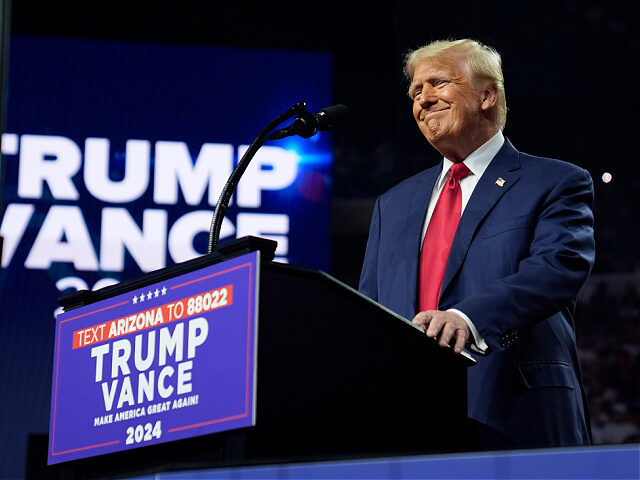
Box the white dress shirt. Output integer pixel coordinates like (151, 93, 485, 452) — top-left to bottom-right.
(420, 130, 505, 353)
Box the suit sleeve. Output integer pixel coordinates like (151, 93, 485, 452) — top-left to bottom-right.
(359, 197, 382, 301)
(452, 167, 595, 353)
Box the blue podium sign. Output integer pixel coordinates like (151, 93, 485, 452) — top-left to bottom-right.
(48, 251, 260, 464)
(0, 35, 331, 479)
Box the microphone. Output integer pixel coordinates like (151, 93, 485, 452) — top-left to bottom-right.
(208, 101, 347, 254)
(268, 104, 348, 140)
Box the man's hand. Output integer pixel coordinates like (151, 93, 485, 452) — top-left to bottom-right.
(412, 310, 470, 354)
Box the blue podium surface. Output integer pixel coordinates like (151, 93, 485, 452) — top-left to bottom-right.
(128, 444, 639, 479)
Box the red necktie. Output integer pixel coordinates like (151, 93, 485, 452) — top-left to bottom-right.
(419, 162, 471, 311)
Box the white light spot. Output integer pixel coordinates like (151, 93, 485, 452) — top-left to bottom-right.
(602, 172, 612, 183)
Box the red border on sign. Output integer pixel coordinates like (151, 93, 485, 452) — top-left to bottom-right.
(50, 260, 256, 458)
(167, 262, 255, 433)
(51, 301, 128, 457)
(53, 440, 120, 456)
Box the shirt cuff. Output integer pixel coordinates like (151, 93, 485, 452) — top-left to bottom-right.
(447, 308, 489, 355)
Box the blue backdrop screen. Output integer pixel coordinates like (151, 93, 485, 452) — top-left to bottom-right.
(0, 36, 332, 478)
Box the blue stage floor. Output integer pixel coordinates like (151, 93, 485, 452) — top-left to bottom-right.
(129, 444, 639, 479)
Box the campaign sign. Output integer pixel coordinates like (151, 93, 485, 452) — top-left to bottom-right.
(48, 251, 260, 464)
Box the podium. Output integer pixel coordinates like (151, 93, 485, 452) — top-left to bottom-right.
(50, 237, 474, 479)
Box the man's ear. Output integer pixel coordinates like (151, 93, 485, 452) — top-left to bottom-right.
(481, 84, 498, 111)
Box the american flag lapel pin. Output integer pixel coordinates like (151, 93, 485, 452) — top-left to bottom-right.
(495, 177, 506, 187)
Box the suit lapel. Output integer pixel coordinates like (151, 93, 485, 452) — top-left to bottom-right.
(439, 139, 522, 302)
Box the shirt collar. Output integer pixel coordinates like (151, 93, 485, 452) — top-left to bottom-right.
(438, 130, 505, 186)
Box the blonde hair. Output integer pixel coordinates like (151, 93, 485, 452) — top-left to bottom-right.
(404, 39, 507, 130)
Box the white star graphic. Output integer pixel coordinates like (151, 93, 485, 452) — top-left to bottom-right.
(154, 288, 160, 298)
(147, 291, 153, 300)
(132, 295, 138, 304)
(139, 294, 145, 302)
(161, 286, 167, 296)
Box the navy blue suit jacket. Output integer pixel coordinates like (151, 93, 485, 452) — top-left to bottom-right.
(359, 139, 595, 447)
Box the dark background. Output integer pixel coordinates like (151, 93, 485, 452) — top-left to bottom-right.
(5, 0, 640, 477)
(10, 0, 640, 280)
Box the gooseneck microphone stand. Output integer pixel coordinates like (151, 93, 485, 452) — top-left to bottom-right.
(207, 101, 347, 256)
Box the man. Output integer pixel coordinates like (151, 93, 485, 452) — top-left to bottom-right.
(359, 39, 594, 448)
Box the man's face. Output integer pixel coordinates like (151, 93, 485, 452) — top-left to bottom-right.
(410, 55, 486, 155)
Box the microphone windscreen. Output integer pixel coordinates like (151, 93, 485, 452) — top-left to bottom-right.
(316, 104, 348, 130)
